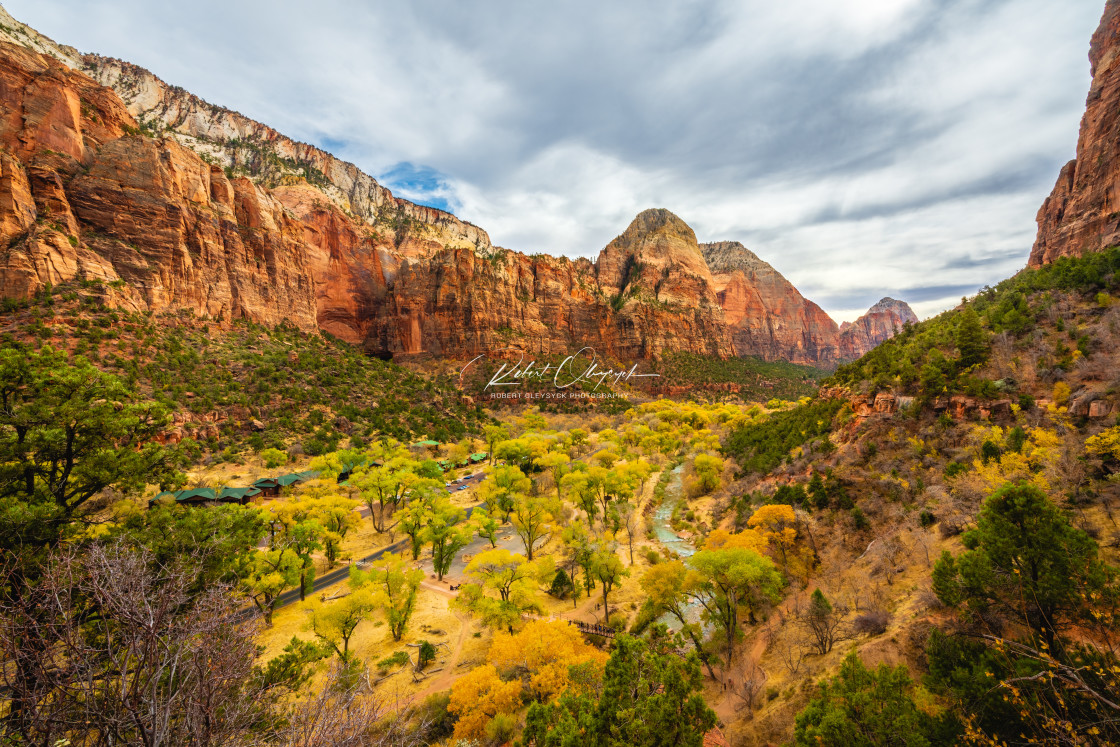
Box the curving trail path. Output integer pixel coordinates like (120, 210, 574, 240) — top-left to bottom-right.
(710, 629, 769, 725)
(380, 582, 471, 713)
(382, 577, 617, 713)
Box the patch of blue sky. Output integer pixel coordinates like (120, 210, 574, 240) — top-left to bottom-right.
(379, 162, 460, 214)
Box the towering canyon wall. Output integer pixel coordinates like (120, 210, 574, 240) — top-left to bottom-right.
(369, 210, 734, 361)
(81, 56, 492, 262)
(701, 241, 842, 365)
(0, 40, 319, 329)
(0, 6, 914, 365)
(1031, 0, 1120, 266)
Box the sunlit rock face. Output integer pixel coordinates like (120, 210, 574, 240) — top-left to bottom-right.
(0, 11, 916, 365)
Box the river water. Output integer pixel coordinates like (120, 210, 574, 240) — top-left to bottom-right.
(649, 464, 704, 630)
(651, 464, 695, 558)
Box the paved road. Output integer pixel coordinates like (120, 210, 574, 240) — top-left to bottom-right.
(266, 451, 600, 611)
(273, 504, 484, 609)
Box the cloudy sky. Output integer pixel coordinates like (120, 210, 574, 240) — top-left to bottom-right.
(6, 0, 1105, 322)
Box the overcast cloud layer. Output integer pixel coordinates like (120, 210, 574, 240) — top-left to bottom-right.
(5, 0, 1105, 322)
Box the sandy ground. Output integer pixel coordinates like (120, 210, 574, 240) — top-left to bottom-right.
(253, 454, 674, 708)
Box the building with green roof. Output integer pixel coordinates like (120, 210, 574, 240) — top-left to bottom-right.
(149, 470, 318, 509)
(148, 487, 215, 506)
(217, 486, 262, 504)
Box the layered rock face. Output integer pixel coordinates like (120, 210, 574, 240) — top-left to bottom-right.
(0, 7, 916, 366)
(80, 56, 489, 260)
(1030, 0, 1120, 266)
(597, 209, 721, 307)
(271, 183, 395, 343)
(837, 298, 918, 360)
(0, 40, 319, 328)
(702, 241, 841, 365)
(0, 4, 488, 253)
(370, 210, 734, 360)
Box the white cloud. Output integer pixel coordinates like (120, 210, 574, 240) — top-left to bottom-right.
(3, 0, 1106, 321)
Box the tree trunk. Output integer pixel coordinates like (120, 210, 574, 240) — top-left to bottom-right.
(679, 617, 717, 680)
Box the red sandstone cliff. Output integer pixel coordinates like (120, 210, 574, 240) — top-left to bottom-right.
(1031, 0, 1120, 266)
(837, 297, 918, 360)
(0, 40, 318, 329)
(597, 209, 721, 308)
(0, 7, 915, 366)
(701, 241, 841, 365)
(78, 58, 490, 259)
(370, 210, 734, 360)
(270, 183, 396, 343)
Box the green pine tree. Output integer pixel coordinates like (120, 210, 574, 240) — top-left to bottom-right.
(794, 652, 940, 746)
(955, 307, 988, 369)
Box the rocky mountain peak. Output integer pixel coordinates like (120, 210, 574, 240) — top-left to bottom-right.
(866, 297, 918, 321)
(595, 209, 714, 306)
(700, 241, 770, 274)
(620, 208, 698, 245)
(700, 240, 842, 365)
(838, 297, 918, 359)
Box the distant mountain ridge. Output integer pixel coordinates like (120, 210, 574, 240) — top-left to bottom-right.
(0, 4, 914, 367)
(838, 298, 918, 361)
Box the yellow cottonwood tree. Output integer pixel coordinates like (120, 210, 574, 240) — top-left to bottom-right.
(487, 620, 608, 701)
(692, 454, 724, 494)
(453, 547, 542, 631)
(748, 505, 798, 567)
(703, 527, 767, 553)
(448, 664, 522, 741)
(350, 552, 423, 641)
(304, 586, 377, 662)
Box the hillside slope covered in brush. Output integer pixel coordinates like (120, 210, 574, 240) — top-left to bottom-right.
(0, 280, 491, 457)
(713, 247, 1120, 744)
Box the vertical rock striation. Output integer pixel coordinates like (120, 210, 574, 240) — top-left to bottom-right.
(0, 39, 318, 328)
(701, 241, 841, 365)
(1031, 0, 1120, 266)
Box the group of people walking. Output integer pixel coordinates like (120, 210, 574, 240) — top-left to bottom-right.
(569, 619, 615, 637)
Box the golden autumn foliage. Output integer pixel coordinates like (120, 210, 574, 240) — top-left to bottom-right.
(960, 424, 1064, 493)
(703, 527, 767, 553)
(747, 505, 797, 550)
(447, 663, 522, 742)
(487, 620, 608, 701)
(747, 504, 813, 584)
(1086, 425, 1120, 461)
